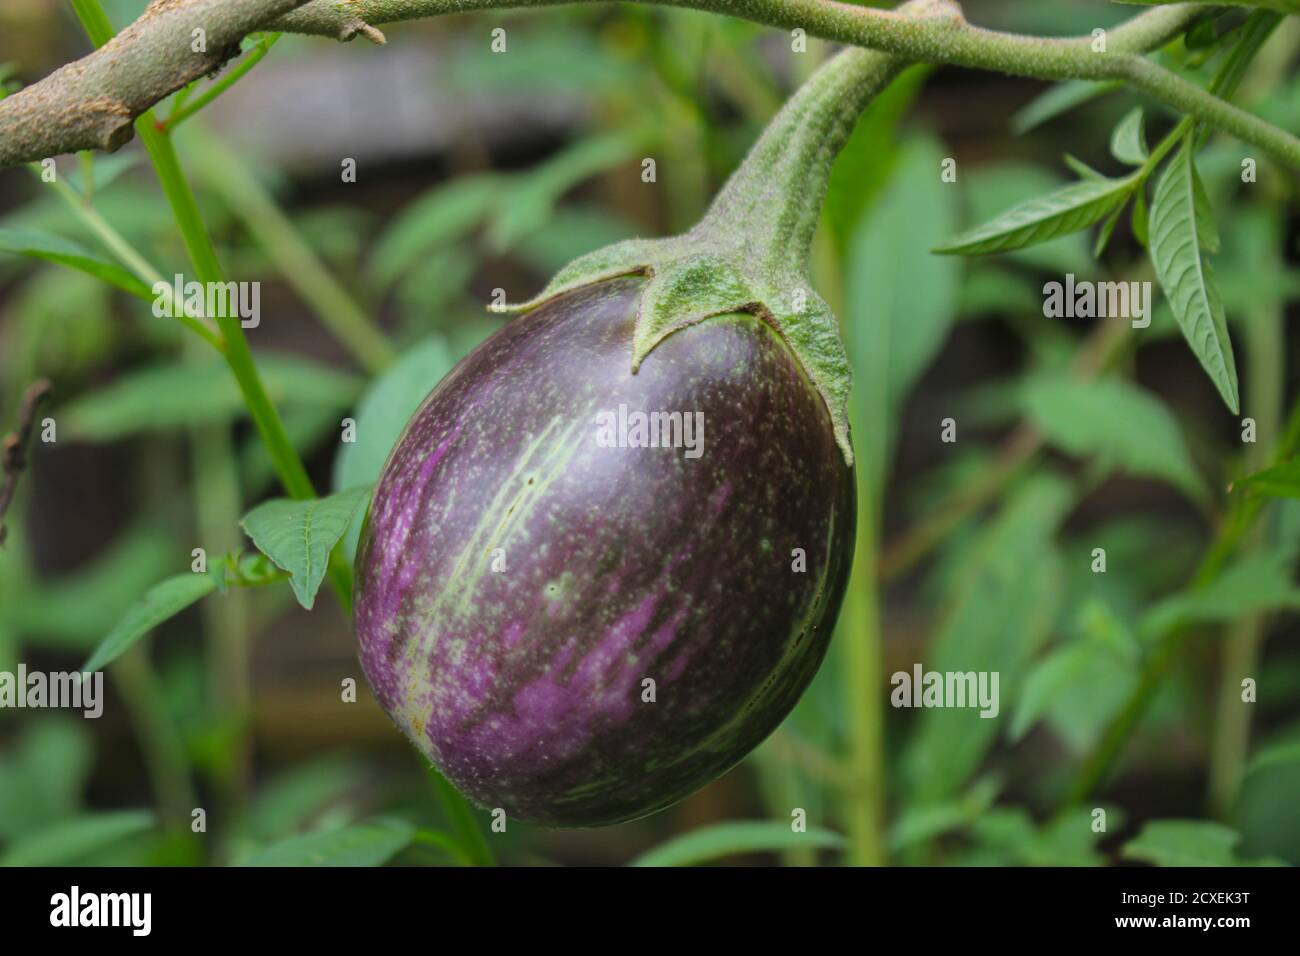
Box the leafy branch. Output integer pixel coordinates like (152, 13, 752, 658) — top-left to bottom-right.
(3, 2, 1300, 172)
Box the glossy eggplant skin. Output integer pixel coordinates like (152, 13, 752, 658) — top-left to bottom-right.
(354, 277, 855, 827)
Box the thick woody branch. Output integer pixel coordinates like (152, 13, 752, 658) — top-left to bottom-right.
(0, 0, 308, 167)
(3, 1, 1299, 171)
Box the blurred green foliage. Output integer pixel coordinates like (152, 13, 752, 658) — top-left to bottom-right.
(0, 4, 1297, 868)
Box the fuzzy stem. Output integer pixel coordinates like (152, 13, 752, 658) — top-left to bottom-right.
(690, 12, 926, 272)
(7, 3, 1299, 172)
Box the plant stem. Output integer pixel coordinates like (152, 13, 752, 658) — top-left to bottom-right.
(11, 1, 1299, 172)
(273, 0, 1298, 165)
(815, 200, 886, 867)
(72, 0, 355, 609)
(1063, 395, 1300, 807)
(164, 33, 282, 131)
(110, 644, 199, 826)
(191, 423, 255, 826)
(426, 763, 495, 867)
(1208, 264, 1283, 818)
(36, 172, 223, 348)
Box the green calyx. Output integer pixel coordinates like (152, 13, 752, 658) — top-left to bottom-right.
(507, 0, 955, 467)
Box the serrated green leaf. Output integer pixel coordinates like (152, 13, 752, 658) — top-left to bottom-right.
(83, 573, 216, 672)
(1022, 377, 1205, 501)
(1122, 820, 1282, 867)
(238, 819, 414, 867)
(241, 487, 371, 610)
(1149, 137, 1238, 413)
(1233, 457, 1300, 499)
(629, 822, 845, 867)
(934, 175, 1136, 256)
(0, 810, 155, 867)
(61, 355, 363, 441)
(0, 227, 151, 299)
(1110, 108, 1149, 165)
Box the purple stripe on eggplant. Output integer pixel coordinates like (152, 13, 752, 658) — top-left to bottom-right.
(354, 277, 854, 827)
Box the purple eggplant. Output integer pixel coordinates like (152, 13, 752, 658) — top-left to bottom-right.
(354, 277, 854, 825)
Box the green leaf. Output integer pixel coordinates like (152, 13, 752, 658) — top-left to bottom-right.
(1131, 185, 1150, 248)
(1009, 609, 1138, 749)
(628, 822, 846, 867)
(1063, 153, 1106, 182)
(1010, 80, 1122, 134)
(238, 819, 414, 867)
(509, 204, 638, 277)
(1236, 733, 1300, 864)
(1233, 456, 1300, 499)
(1117, 0, 1299, 15)
(970, 806, 1111, 867)
(1110, 108, 1149, 165)
(332, 338, 457, 562)
(934, 174, 1136, 257)
(426, 766, 495, 868)
(902, 475, 1072, 803)
(1139, 549, 1300, 639)
(1022, 377, 1205, 501)
(0, 810, 155, 866)
(845, 136, 960, 499)
(61, 355, 363, 441)
(9, 523, 174, 650)
(1149, 137, 1239, 414)
(241, 487, 372, 610)
(368, 175, 501, 290)
(0, 720, 93, 840)
(826, 64, 932, 248)
(65, 154, 140, 198)
(889, 777, 1001, 851)
(1093, 203, 1124, 258)
(1122, 820, 1282, 867)
(486, 130, 644, 253)
(0, 227, 152, 299)
(84, 573, 217, 672)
